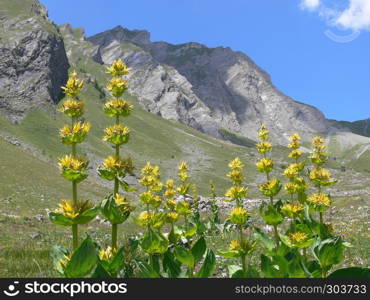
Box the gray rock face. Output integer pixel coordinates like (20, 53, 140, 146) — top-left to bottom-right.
(147, 42, 330, 142)
(88, 26, 330, 144)
(0, 0, 69, 122)
(89, 25, 151, 47)
(88, 27, 216, 134)
(59, 24, 104, 65)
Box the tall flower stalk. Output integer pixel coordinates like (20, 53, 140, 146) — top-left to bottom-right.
(281, 134, 307, 223)
(221, 158, 252, 274)
(280, 133, 308, 259)
(98, 59, 134, 250)
(256, 124, 282, 246)
(164, 178, 179, 232)
(176, 162, 192, 232)
(307, 137, 337, 227)
(50, 71, 97, 251)
(137, 162, 164, 228)
(135, 162, 169, 262)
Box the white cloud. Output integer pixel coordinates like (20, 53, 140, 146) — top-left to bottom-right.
(300, 0, 321, 11)
(301, 0, 370, 32)
(335, 0, 370, 31)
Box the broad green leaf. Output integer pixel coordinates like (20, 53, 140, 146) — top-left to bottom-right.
(128, 237, 139, 253)
(191, 237, 206, 264)
(64, 236, 98, 278)
(196, 222, 207, 235)
(108, 247, 125, 273)
(61, 169, 88, 183)
(163, 251, 182, 278)
(261, 254, 284, 278)
(228, 265, 244, 278)
(306, 261, 322, 278)
(91, 262, 111, 278)
(74, 206, 99, 225)
(184, 224, 197, 239)
(149, 254, 161, 274)
(168, 228, 181, 244)
(272, 254, 289, 276)
(231, 270, 245, 278)
(328, 267, 370, 278)
(259, 203, 283, 226)
(217, 250, 240, 258)
(97, 169, 115, 181)
(49, 212, 74, 226)
(253, 228, 275, 252)
(119, 179, 137, 192)
(151, 213, 166, 229)
(315, 237, 344, 268)
(100, 195, 130, 225)
(137, 262, 161, 278)
(288, 259, 305, 278)
(279, 234, 293, 248)
(174, 246, 195, 268)
(50, 245, 69, 275)
(245, 267, 260, 278)
(196, 249, 216, 278)
(141, 228, 169, 254)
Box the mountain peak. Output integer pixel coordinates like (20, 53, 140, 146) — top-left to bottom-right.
(88, 25, 151, 47)
(88, 24, 330, 143)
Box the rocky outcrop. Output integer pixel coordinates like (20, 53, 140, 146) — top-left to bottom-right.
(88, 26, 217, 134)
(88, 26, 330, 144)
(0, 0, 69, 122)
(59, 24, 103, 65)
(147, 41, 330, 142)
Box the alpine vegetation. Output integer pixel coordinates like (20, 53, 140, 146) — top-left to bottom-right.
(47, 61, 368, 278)
(98, 59, 134, 254)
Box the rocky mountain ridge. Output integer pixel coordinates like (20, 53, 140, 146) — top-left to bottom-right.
(0, 0, 368, 147)
(88, 25, 330, 143)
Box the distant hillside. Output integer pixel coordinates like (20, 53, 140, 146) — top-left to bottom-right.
(330, 119, 370, 138)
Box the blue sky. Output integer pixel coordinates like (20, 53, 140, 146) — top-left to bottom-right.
(40, 0, 370, 122)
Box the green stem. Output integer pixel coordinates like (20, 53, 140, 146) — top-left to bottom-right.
(71, 116, 78, 251)
(188, 267, 194, 278)
(184, 214, 188, 231)
(321, 267, 327, 278)
(71, 116, 76, 156)
(319, 212, 323, 225)
(113, 139, 120, 195)
(273, 225, 279, 246)
(239, 225, 246, 273)
(146, 204, 150, 231)
(72, 180, 77, 203)
(112, 223, 118, 249)
(265, 168, 279, 247)
(111, 114, 120, 248)
(72, 224, 78, 251)
(71, 179, 78, 250)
